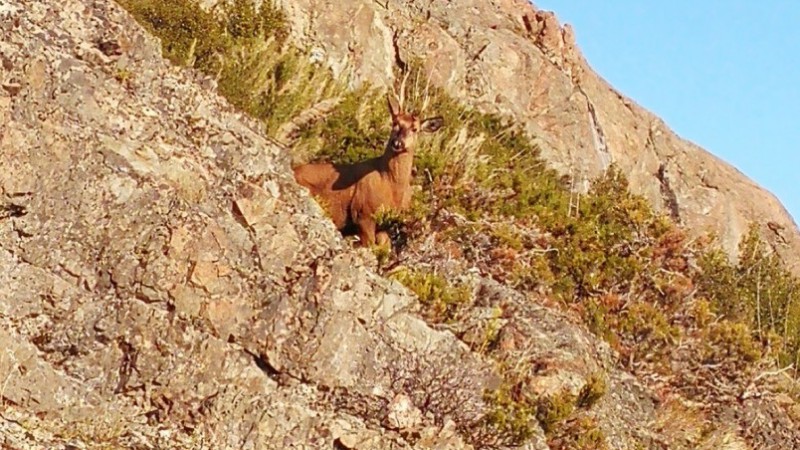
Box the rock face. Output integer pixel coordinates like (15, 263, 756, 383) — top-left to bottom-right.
(274, 0, 800, 273)
(0, 1, 487, 448)
(1, 0, 798, 449)
(0, 1, 657, 449)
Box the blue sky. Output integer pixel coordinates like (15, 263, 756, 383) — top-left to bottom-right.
(534, 1, 800, 223)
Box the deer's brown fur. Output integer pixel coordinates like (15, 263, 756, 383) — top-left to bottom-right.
(293, 94, 444, 247)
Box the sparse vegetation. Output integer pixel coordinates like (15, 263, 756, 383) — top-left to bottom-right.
(390, 268, 471, 323)
(577, 372, 608, 409)
(698, 225, 800, 368)
(481, 383, 539, 446)
(118, 0, 341, 136)
(479, 366, 610, 447)
(121, 0, 800, 447)
(702, 321, 761, 368)
(549, 416, 609, 450)
(114, 68, 133, 85)
(536, 389, 577, 434)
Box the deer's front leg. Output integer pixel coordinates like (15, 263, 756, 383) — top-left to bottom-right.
(356, 218, 377, 247)
(376, 231, 391, 248)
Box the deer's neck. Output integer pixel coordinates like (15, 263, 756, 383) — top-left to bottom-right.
(381, 150, 414, 185)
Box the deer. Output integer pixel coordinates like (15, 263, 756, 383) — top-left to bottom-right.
(293, 92, 444, 248)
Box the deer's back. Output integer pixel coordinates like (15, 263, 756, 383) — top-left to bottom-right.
(294, 158, 411, 229)
(293, 160, 376, 228)
(293, 162, 352, 228)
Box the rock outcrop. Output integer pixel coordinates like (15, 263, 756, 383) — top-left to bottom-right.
(0, 1, 484, 448)
(274, 0, 800, 273)
(2, 0, 799, 449)
(0, 1, 641, 449)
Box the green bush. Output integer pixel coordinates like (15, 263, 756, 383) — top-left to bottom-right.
(547, 167, 660, 301)
(119, 0, 342, 137)
(577, 372, 608, 409)
(702, 321, 761, 367)
(482, 384, 539, 446)
(619, 302, 678, 349)
(390, 268, 471, 323)
(698, 225, 800, 367)
(298, 89, 389, 164)
(550, 416, 609, 450)
(119, 0, 228, 70)
(536, 389, 577, 434)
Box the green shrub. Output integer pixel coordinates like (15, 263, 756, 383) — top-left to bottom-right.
(536, 389, 577, 434)
(577, 372, 608, 408)
(698, 225, 800, 367)
(120, 0, 342, 137)
(619, 302, 678, 348)
(479, 308, 504, 354)
(702, 321, 761, 367)
(547, 167, 659, 301)
(119, 0, 229, 70)
(482, 384, 539, 446)
(296, 88, 389, 163)
(580, 297, 619, 348)
(569, 420, 608, 450)
(390, 268, 471, 323)
(696, 248, 745, 320)
(225, 0, 287, 42)
(550, 416, 609, 450)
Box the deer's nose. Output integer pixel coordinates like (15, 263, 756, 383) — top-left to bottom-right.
(392, 139, 403, 151)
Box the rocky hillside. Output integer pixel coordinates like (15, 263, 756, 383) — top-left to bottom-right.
(0, 1, 483, 448)
(2, 1, 800, 450)
(274, 0, 800, 274)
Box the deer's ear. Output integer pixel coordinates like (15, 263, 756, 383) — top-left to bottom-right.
(420, 116, 444, 133)
(386, 93, 400, 119)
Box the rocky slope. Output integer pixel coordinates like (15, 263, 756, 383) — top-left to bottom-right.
(1, 1, 799, 450)
(274, 0, 800, 273)
(0, 1, 481, 448)
(0, 1, 637, 449)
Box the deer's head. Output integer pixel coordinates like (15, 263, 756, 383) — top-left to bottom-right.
(386, 94, 444, 154)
